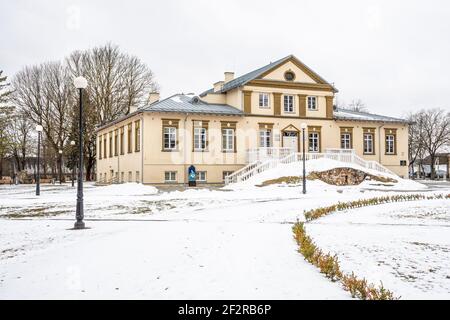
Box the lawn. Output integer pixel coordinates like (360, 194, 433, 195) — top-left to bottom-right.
(0, 173, 448, 299)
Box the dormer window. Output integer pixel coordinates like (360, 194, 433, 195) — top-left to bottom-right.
(284, 71, 296, 81)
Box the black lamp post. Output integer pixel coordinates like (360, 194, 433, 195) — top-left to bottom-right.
(301, 123, 307, 194)
(36, 124, 43, 196)
(70, 140, 75, 187)
(74, 76, 88, 229)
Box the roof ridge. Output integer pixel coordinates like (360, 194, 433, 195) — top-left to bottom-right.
(199, 54, 337, 95)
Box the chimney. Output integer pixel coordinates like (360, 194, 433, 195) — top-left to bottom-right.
(149, 92, 160, 105)
(213, 81, 224, 93)
(129, 106, 138, 114)
(224, 71, 234, 83)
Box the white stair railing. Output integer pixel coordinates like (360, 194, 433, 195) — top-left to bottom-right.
(225, 148, 396, 185)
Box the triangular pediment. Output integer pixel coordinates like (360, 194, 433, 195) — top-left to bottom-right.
(281, 124, 300, 132)
(258, 56, 328, 85)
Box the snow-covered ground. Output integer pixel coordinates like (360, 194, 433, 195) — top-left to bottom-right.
(225, 158, 427, 191)
(307, 200, 450, 299)
(0, 158, 449, 299)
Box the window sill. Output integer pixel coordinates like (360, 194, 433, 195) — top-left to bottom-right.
(193, 149, 209, 153)
(363, 153, 375, 155)
(162, 149, 179, 152)
(222, 150, 237, 153)
(308, 109, 318, 111)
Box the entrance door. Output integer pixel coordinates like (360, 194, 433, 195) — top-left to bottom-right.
(283, 131, 299, 152)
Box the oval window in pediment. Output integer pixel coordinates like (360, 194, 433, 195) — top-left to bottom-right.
(284, 71, 296, 81)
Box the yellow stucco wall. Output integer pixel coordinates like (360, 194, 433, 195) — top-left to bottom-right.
(243, 85, 331, 119)
(96, 57, 409, 184)
(96, 111, 409, 184)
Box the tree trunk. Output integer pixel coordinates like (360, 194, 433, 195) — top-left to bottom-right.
(85, 156, 95, 181)
(57, 153, 65, 183)
(409, 163, 415, 180)
(430, 155, 436, 180)
(14, 151, 22, 172)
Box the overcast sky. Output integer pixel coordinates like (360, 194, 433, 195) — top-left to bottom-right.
(1, 0, 450, 117)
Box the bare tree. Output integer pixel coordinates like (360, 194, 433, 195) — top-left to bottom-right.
(66, 43, 158, 124)
(419, 108, 450, 179)
(407, 111, 426, 179)
(66, 43, 158, 179)
(11, 62, 74, 182)
(346, 99, 368, 112)
(9, 43, 158, 181)
(0, 70, 14, 177)
(9, 111, 35, 173)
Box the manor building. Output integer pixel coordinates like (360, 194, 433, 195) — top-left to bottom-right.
(96, 55, 409, 185)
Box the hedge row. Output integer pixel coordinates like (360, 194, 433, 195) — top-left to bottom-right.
(304, 193, 450, 222)
(293, 222, 397, 300)
(293, 193, 450, 300)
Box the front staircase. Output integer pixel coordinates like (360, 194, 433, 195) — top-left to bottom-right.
(224, 148, 395, 185)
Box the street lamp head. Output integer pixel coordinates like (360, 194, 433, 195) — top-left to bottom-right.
(70, 140, 76, 146)
(300, 123, 307, 130)
(36, 125, 43, 132)
(74, 76, 88, 89)
(58, 149, 63, 154)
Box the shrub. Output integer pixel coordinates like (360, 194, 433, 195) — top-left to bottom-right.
(292, 193, 450, 300)
(293, 222, 398, 300)
(304, 193, 448, 222)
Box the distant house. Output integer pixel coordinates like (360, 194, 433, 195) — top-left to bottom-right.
(96, 54, 410, 185)
(419, 153, 450, 179)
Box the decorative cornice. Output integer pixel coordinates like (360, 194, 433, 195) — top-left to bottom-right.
(247, 79, 337, 93)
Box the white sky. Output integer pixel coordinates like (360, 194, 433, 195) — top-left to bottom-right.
(1, 0, 450, 117)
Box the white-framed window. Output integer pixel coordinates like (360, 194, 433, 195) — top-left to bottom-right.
(128, 171, 132, 182)
(164, 171, 177, 182)
(283, 95, 294, 113)
(223, 171, 234, 181)
(341, 133, 352, 149)
(309, 132, 320, 152)
(163, 127, 177, 150)
(258, 93, 269, 108)
(196, 171, 207, 182)
(308, 96, 317, 110)
(194, 127, 207, 150)
(259, 129, 272, 147)
(222, 128, 235, 152)
(386, 135, 395, 154)
(121, 172, 124, 183)
(364, 133, 374, 154)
